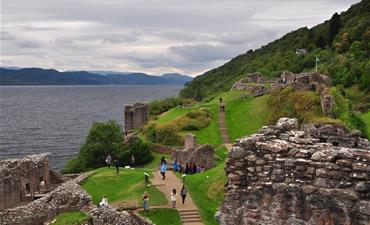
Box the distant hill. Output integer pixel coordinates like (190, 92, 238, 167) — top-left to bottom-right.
(0, 68, 192, 85)
(180, 0, 370, 100)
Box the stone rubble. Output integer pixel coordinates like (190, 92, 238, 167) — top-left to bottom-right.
(217, 118, 370, 225)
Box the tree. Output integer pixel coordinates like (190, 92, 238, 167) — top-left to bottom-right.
(328, 13, 342, 45)
(63, 120, 153, 173)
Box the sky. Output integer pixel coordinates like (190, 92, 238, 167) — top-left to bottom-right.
(0, 0, 360, 77)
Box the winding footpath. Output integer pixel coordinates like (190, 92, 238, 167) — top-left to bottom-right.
(151, 170, 203, 225)
(219, 110, 233, 151)
(146, 108, 232, 225)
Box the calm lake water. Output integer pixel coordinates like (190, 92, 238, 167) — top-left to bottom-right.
(0, 85, 182, 169)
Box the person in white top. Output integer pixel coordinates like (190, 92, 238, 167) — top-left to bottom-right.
(99, 195, 108, 207)
(171, 189, 177, 208)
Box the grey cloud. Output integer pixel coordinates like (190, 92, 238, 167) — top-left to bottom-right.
(0, 0, 361, 76)
(16, 39, 42, 48)
(170, 44, 240, 62)
(102, 36, 138, 44)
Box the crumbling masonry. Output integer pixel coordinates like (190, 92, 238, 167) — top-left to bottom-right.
(124, 102, 149, 133)
(0, 154, 51, 210)
(217, 118, 370, 225)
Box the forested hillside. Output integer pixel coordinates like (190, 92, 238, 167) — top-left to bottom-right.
(180, 0, 370, 100)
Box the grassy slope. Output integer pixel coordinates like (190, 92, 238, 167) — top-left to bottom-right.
(154, 101, 222, 146)
(185, 160, 226, 225)
(360, 111, 370, 137)
(225, 94, 270, 141)
(139, 208, 182, 225)
(81, 167, 167, 207)
(50, 211, 91, 225)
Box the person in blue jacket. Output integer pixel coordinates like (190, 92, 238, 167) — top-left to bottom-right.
(160, 163, 167, 180)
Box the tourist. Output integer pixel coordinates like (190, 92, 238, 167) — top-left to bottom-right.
(160, 156, 166, 165)
(160, 163, 167, 180)
(192, 163, 197, 174)
(197, 165, 201, 173)
(185, 162, 190, 174)
(180, 185, 187, 204)
(106, 154, 112, 168)
(220, 102, 225, 112)
(99, 195, 108, 207)
(171, 189, 177, 208)
(219, 97, 223, 103)
(131, 155, 135, 167)
(142, 191, 149, 212)
(114, 159, 120, 174)
(179, 161, 183, 173)
(173, 160, 179, 172)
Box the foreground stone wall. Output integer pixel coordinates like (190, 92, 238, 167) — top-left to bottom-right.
(124, 102, 149, 132)
(0, 154, 51, 210)
(217, 118, 370, 225)
(0, 172, 151, 225)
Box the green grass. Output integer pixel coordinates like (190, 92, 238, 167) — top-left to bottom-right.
(50, 211, 91, 225)
(184, 163, 226, 225)
(81, 167, 167, 208)
(214, 145, 228, 166)
(360, 111, 370, 137)
(139, 208, 182, 225)
(225, 94, 270, 141)
(156, 107, 196, 125)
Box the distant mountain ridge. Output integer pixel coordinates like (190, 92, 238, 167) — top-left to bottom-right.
(0, 68, 192, 85)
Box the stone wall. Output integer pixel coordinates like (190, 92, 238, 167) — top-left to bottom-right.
(124, 102, 149, 132)
(217, 118, 370, 225)
(0, 154, 51, 210)
(0, 172, 151, 225)
(172, 144, 215, 169)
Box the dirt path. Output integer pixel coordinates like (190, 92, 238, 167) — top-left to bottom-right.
(151, 170, 203, 225)
(219, 110, 233, 151)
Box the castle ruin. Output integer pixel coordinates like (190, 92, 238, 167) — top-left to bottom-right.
(0, 153, 51, 210)
(124, 102, 149, 133)
(217, 118, 370, 225)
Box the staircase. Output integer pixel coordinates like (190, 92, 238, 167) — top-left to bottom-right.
(179, 209, 202, 224)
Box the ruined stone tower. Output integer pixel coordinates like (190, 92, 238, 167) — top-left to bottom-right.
(124, 102, 149, 133)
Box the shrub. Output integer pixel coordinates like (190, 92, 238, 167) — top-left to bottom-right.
(63, 120, 152, 173)
(156, 124, 183, 146)
(267, 87, 324, 124)
(149, 97, 196, 116)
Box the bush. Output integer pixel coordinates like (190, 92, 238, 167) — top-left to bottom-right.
(149, 97, 196, 116)
(63, 120, 152, 173)
(267, 87, 324, 124)
(156, 124, 183, 146)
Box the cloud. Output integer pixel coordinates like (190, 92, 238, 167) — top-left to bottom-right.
(170, 44, 238, 62)
(0, 0, 361, 76)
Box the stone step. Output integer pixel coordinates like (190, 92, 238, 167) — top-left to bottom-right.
(181, 215, 201, 220)
(182, 219, 203, 223)
(180, 212, 200, 216)
(179, 209, 199, 212)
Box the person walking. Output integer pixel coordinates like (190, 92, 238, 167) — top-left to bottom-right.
(180, 185, 187, 205)
(160, 163, 167, 180)
(106, 154, 112, 168)
(171, 189, 177, 208)
(114, 159, 120, 174)
(142, 191, 149, 212)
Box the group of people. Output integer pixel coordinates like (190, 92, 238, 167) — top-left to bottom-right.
(172, 160, 205, 174)
(105, 154, 136, 174)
